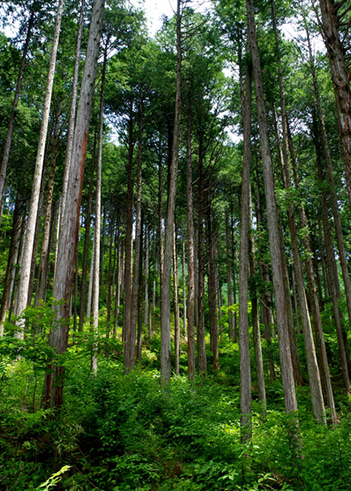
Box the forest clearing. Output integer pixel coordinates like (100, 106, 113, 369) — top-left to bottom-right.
(1, 0, 351, 489)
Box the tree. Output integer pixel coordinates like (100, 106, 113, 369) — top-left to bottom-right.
(45, 0, 106, 409)
(246, 0, 298, 415)
(14, 0, 65, 333)
(160, 0, 182, 383)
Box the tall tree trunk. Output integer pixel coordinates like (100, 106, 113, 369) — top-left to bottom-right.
(186, 94, 196, 379)
(239, 62, 253, 440)
(249, 183, 267, 413)
(123, 106, 135, 368)
(318, 0, 351, 208)
(44, 0, 105, 409)
(255, 164, 275, 380)
(91, 40, 108, 375)
(114, 225, 122, 337)
(60, 0, 86, 223)
(173, 226, 180, 375)
(225, 210, 235, 340)
(207, 201, 219, 371)
(79, 157, 95, 331)
(246, 0, 298, 414)
(144, 223, 149, 333)
(315, 127, 350, 393)
(100, 206, 106, 284)
(182, 233, 187, 338)
(86, 237, 94, 320)
(73, 243, 79, 332)
(127, 95, 143, 373)
(160, 0, 182, 383)
(0, 7, 35, 203)
(106, 220, 114, 338)
(197, 142, 207, 375)
(0, 197, 23, 335)
(137, 223, 143, 363)
(35, 108, 61, 306)
(27, 156, 47, 308)
(9, 214, 26, 322)
(270, 6, 326, 417)
(14, 0, 65, 330)
(307, 27, 351, 340)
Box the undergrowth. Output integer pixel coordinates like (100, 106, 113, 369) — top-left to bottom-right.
(1, 321, 351, 490)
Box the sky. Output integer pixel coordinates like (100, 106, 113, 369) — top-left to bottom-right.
(134, 0, 213, 36)
(133, 0, 177, 35)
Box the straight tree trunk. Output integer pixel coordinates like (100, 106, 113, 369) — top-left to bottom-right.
(127, 95, 144, 372)
(14, 0, 65, 330)
(60, 0, 86, 222)
(255, 164, 275, 380)
(123, 106, 135, 367)
(86, 238, 94, 320)
(307, 28, 351, 340)
(160, 0, 182, 383)
(9, 215, 26, 322)
(206, 202, 219, 371)
(0, 197, 23, 335)
(79, 157, 95, 331)
(106, 222, 114, 337)
(173, 226, 180, 375)
(44, 0, 105, 409)
(100, 206, 106, 284)
(186, 95, 196, 379)
(144, 223, 149, 332)
(246, 0, 298, 414)
(318, 0, 351, 208)
(0, 7, 35, 203)
(239, 62, 253, 440)
(248, 184, 267, 413)
(182, 233, 187, 337)
(137, 225, 143, 363)
(270, 7, 326, 418)
(91, 39, 108, 375)
(35, 108, 61, 306)
(197, 143, 207, 375)
(284, 116, 337, 420)
(225, 210, 235, 340)
(114, 227, 122, 337)
(315, 129, 350, 393)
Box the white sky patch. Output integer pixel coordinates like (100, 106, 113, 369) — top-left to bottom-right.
(132, 0, 213, 37)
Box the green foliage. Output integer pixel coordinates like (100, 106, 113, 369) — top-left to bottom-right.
(2, 333, 351, 491)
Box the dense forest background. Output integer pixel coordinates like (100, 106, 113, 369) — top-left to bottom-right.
(1, 0, 351, 489)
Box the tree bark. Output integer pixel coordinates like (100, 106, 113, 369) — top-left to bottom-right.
(123, 105, 135, 370)
(60, 0, 86, 223)
(35, 108, 61, 307)
(197, 140, 207, 375)
(270, 5, 326, 417)
(246, 0, 298, 414)
(318, 0, 351, 208)
(0, 7, 35, 204)
(45, 0, 105, 409)
(91, 38, 108, 375)
(0, 197, 23, 335)
(239, 62, 253, 440)
(186, 94, 196, 379)
(14, 0, 65, 331)
(173, 226, 180, 375)
(160, 0, 182, 383)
